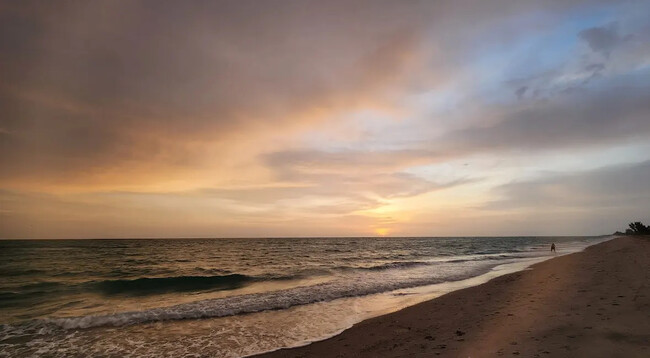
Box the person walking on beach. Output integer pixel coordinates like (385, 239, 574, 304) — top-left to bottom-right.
(551, 243, 556, 252)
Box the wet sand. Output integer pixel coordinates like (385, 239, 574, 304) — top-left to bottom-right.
(257, 236, 649, 357)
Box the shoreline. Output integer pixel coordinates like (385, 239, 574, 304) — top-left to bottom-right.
(256, 236, 649, 357)
(247, 243, 596, 357)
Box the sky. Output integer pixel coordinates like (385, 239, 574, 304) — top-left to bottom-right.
(1, 0, 649, 238)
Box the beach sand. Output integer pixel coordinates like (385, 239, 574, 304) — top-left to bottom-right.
(257, 236, 649, 357)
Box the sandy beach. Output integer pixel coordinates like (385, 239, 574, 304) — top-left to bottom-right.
(258, 236, 649, 358)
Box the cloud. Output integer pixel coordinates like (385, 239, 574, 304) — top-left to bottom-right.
(585, 63, 605, 73)
(448, 79, 650, 153)
(0, 0, 620, 189)
(2, 0, 650, 238)
(445, 16, 650, 156)
(262, 149, 443, 176)
(0, 1, 434, 188)
(253, 66, 650, 204)
(579, 22, 630, 57)
(467, 160, 650, 235)
(515, 86, 528, 99)
(201, 170, 476, 214)
(0, 176, 461, 238)
(484, 160, 650, 217)
(284, 73, 650, 173)
(505, 17, 650, 103)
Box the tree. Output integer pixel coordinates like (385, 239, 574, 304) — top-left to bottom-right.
(628, 221, 650, 235)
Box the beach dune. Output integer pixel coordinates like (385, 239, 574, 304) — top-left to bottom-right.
(258, 236, 649, 357)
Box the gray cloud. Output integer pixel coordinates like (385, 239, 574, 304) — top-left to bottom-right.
(515, 86, 528, 99)
(448, 79, 650, 153)
(0, 1, 434, 184)
(585, 63, 605, 73)
(457, 16, 650, 152)
(474, 160, 650, 235)
(484, 160, 650, 218)
(506, 19, 648, 102)
(579, 22, 630, 57)
(263, 73, 650, 176)
(256, 17, 650, 186)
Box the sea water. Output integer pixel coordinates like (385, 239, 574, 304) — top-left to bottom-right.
(0, 236, 611, 357)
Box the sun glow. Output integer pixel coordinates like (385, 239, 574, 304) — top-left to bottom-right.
(375, 228, 390, 236)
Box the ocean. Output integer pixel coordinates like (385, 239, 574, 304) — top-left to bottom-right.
(0, 236, 610, 357)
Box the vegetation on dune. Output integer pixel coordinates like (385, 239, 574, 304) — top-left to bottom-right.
(622, 221, 650, 235)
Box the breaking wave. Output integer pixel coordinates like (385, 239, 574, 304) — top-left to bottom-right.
(91, 274, 253, 296)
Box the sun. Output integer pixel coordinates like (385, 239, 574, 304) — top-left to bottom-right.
(375, 228, 390, 236)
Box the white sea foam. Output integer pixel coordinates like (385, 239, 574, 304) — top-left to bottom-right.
(45, 259, 491, 330)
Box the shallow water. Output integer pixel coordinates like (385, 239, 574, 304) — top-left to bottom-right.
(0, 236, 610, 357)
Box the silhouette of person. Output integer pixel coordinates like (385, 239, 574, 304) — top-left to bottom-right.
(551, 243, 556, 252)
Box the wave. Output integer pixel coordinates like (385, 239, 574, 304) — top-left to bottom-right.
(2, 272, 310, 309)
(356, 261, 431, 271)
(37, 262, 495, 331)
(90, 274, 254, 296)
(340, 254, 519, 272)
(0, 268, 45, 277)
(0, 236, 609, 344)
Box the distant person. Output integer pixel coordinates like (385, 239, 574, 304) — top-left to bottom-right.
(551, 243, 556, 252)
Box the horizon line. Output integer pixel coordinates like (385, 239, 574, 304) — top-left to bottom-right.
(0, 234, 614, 241)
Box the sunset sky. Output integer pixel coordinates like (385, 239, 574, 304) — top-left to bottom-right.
(1, 0, 649, 238)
